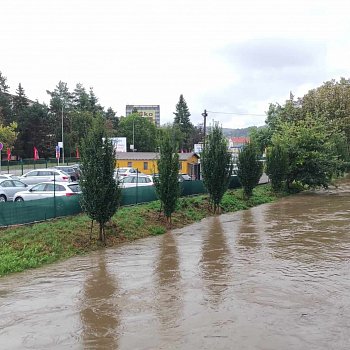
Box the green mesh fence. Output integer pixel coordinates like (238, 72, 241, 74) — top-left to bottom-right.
(120, 186, 158, 206)
(0, 196, 82, 227)
(0, 176, 243, 227)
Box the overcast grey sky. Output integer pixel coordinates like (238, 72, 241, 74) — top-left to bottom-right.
(2, 0, 350, 128)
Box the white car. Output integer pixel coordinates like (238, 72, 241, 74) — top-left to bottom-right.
(114, 167, 141, 179)
(0, 179, 29, 202)
(13, 182, 81, 202)
(19, 169, 70, 185)
(0, 174, 20, 180)
(119, 175, 154, 188)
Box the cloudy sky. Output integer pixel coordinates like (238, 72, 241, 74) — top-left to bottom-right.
(2, 0, 350, 128)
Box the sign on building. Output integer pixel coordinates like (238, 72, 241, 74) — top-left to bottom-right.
(110, 137, 127, 153)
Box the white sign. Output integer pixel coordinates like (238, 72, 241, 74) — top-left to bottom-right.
(110, 137, 127, 152)
(194, 143, 203, 154)
(58, 141, 63, 148)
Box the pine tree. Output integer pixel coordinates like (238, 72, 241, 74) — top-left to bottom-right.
(0, 71, 12, 125)
(79, 118, 121, 243)
(12, 83, 29, 121)
(155, 128, 180, 225)
(173, 94, 194, 151)
(201, 123, 233, 213)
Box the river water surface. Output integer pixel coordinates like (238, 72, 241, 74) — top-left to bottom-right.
(1, 180, 350, 349)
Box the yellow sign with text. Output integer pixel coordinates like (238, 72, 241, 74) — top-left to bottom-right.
(137, 110, 156, 123)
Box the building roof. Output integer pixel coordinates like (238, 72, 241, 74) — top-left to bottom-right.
(115, 152, 199, 161)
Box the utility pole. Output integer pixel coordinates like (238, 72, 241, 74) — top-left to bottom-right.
(202, 109, 208, 148)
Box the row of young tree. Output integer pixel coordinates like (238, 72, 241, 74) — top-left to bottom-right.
(0, 70, 203, 159)
(79, 77, 350, 242)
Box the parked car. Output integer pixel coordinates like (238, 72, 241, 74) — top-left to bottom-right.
(0, 179, 29, 202)
(114, 167, 142, 180)
(0, 174, 19, 180)
(119, 175, 154, 188)
(114, 167, 140, 178)
(19, 169, 70, 185)
(13, 182, 81, 202)
(178, 174, 192, 182)
(54, 166, 80, 181)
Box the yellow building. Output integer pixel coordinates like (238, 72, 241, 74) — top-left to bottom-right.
(115, 152, 200, 179)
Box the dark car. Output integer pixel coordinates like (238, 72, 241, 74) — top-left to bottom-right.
(54, 166, 80, 181)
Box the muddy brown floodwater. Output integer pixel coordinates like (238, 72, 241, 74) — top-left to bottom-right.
(1, 179, 350, 350)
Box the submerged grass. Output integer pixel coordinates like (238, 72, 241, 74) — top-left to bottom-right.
(0, 184, 281, 277)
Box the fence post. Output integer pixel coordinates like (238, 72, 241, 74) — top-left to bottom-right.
(21, 159, 23, 175)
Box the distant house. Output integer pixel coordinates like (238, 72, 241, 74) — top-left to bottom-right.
(115, 152, 200, 179)
(228, 137, 250, 159)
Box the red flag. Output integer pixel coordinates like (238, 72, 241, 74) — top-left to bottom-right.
(76, 147, 80, 159)
(33, 146, 39, 160)
(7, 148, 11, 161)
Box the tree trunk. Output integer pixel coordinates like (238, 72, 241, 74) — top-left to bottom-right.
(90, 220, 94, 240)
(99, 222, 103, 242)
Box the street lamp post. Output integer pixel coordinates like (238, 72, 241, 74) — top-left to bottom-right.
(202, 109, 208, 148)
(61, 103, 64, 164)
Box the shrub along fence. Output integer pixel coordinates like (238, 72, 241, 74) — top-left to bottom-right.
(0, 177, 241, 227)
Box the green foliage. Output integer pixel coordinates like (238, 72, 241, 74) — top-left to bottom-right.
(273, 115, 344, 189)
(149, 226, 166, 236)
(117, 113, 157, 152)
(155, 128, 180, 222)
(249, 126, 273, 155)
(0, 122, 17, 149)
(15, 102, 51, 158)
(237, 142, 263, 198)
(266, 143, 289, 192)
(173, 94, 194, 151)
(79, 119, 121, 242)
(201, 123, 233, 212)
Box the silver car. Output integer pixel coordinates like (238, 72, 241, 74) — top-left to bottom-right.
(19, 169, 70, 185)
(13, 182, 81, 202)
(0, 174, 20, 180)
(0, 179, 29, 202)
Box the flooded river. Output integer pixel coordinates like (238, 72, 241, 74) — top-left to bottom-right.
(1, 180, 350, 349)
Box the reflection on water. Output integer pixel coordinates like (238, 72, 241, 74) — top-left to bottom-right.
(1, 180, 350, 349)
(154, 232, 183, 341)
(80, 252, 119, 349)
(236, 209, 261, 251)
(200, 216, 231, 305)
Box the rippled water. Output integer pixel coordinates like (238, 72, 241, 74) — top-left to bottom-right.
(1, 180, 350, 349)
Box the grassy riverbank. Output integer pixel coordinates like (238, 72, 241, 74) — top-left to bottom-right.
(0, 184, 281, 277)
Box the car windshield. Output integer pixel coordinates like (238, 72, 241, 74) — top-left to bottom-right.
(68, 184, 81, 192)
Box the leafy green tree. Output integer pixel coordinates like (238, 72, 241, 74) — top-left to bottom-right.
(201, 123, 233, 213)
(237, 142, 263, 198)
(273, 114, 344, 189)
(266, 143, 289, 192)
(173, 94, 194, 151)
(0, 122, 18, 150)
(117, 114, 157, 152)
(155, 128, 180, 224)
(301, 77, 350, 147)
(249, 126, 273, 156)
(79, 119, 121, 243)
